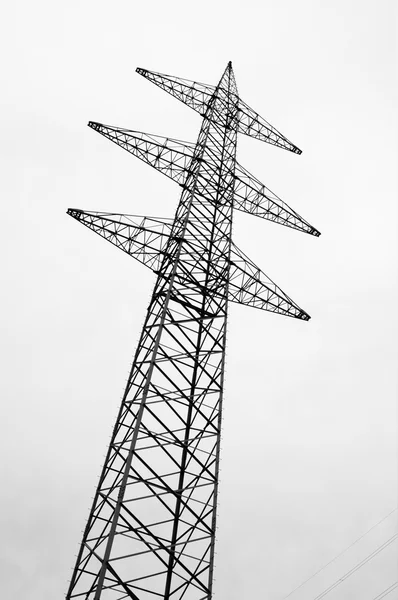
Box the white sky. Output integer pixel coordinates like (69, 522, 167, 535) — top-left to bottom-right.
(0, 1, 397, 599)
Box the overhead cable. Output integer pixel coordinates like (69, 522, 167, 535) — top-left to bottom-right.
(310, 533, 398, 600)
(282, 507, 397, 599)
(371, 581, 398, 600)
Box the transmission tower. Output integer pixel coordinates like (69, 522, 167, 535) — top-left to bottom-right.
(66, 62, 320, 600)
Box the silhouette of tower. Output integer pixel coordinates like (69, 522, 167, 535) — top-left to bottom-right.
(66, 62, 319, 600)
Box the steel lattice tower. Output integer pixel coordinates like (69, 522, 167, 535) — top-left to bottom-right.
(66, 62, 319, 600)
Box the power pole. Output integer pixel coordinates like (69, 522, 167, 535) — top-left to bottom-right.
(66, 62, 319, 600)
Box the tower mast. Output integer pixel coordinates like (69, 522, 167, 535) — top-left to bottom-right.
(66, 62, 319, 600)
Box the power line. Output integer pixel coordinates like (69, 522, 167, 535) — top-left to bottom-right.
(310, 533, 398, 600)
(282, 507, 397, 599)
(372, 581, 398, 600)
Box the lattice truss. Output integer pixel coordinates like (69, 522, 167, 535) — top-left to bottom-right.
(66, 62, 319, 600)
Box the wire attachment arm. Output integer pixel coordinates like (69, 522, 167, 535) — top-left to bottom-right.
(228, 243, 310, 320)
(67, 209, 172, 272)
(234, 163, 320, 236)
(237, 98, 302, 154)
(136, 68, 215, 115)
(67, 209, 310, 320)
(88, 122, 195, 185)
(136, 67, 301, 153)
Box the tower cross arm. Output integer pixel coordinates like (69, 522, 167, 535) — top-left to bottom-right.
(88, 122, 195, 185)
(136, 68, 216, 116)
(67, 209, 172, 272)
(228, 243, 310, 320)
(136, 67, 300, 156)
(234, 162, 320, 236)
(87, 122, 317, 235)
(237, 98, 302, 154)
(68, 208, 310, 321)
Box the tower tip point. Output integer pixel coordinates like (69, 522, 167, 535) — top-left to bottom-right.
(88, 121, 102, 131)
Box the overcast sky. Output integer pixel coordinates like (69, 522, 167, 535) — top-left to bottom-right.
(1, 1, 397, 599)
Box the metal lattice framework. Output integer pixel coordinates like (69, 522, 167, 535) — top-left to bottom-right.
(66, 62, 319, 600)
